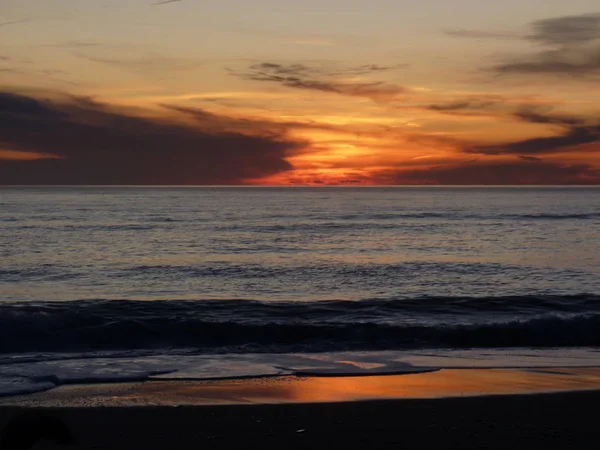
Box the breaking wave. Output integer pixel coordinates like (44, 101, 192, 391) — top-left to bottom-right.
(1, 295, 599, 354)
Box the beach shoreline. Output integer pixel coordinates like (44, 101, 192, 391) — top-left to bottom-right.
(3, 366, 600, 448)
(4, 366, 600, 407)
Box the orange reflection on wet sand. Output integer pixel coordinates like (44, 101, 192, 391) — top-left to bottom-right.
(124, 368, 600, 406)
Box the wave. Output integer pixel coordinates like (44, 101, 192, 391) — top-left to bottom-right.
(211, 213, 600, 232)
(118, 261, 580, 279)
(507, 213, 600, 220)
(1, 296, 600, 354)
(345, 212, 600, 221)
(1, 261, 521, 282)
(0, 267, 81, 283)
(4, 212, 598, 235)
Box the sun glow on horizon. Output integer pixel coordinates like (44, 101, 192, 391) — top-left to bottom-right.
(1, 0, 599, 185)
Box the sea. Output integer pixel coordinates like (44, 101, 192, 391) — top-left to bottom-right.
(1, 186, 600, 397)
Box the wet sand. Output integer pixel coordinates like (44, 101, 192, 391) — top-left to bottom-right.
(3, 367, 600, 407)
(3, 369, 600, 449)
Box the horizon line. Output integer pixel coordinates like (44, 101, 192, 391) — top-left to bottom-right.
(2, 185, 599, 188)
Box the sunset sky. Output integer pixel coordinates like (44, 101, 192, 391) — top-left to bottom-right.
(1, 0, 600, 185)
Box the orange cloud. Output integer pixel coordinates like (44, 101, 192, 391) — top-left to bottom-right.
(0, 149, 62, 161)
(2, 77, 600, 186)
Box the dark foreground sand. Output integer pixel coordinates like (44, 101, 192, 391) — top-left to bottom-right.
(2, 391, 600, 449)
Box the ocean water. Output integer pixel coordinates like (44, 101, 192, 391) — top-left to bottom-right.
(1, 186, 600, 396)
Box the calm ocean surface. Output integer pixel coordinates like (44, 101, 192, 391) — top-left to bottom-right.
(1, 187, 600, 396)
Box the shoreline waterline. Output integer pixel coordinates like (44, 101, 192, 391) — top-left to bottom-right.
(3, 367, 600, 407)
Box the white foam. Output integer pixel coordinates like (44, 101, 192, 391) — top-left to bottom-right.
(151, 358, 287, 379)
(0, 375, 57, 397)
(398, 348, 600, 368)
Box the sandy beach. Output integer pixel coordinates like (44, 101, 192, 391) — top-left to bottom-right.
(3, 369, 600, 449)
(2, 391, 600, 449)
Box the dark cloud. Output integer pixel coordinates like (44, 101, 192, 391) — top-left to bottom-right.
(528, 13, 600, 46)
(230, 62, 408, 102)
(382, 160, 600, 185)
(492, 13, 600, 76)
(467, 109, 600, 155)
(519, 155, 543, 161)
(428, 101, 477, 111)
(427, 99, 498, 114)
(246, 62, 403, 77)
(493, 48, 600, 75)
(469, 128, 600, 155)
(424, 95, 546, 118)
(0, 92, 59, 117)
(0, 91, 302, 185)
(445, 14, 600, 45)
(513, 108, 586, 126)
